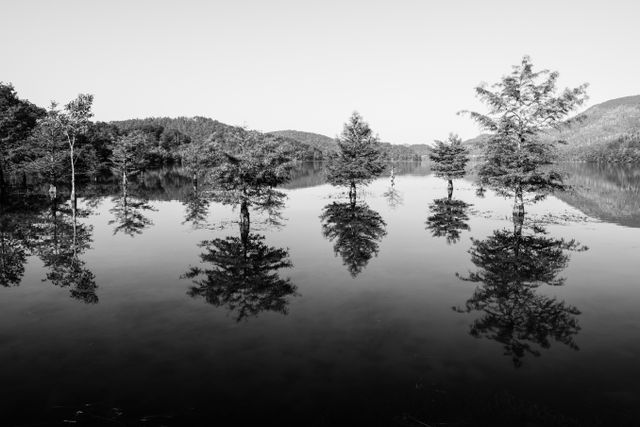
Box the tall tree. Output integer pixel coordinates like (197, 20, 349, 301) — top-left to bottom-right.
(55, 94, 94, 205)
(109, 130, 150, 188)
(25, 103, 67, 196)
(429, 133, 469, 197)
(0, 82, 45, 197)
(327, 112, 385, 203)
(208, 129, 293, 227)
(463, 56, 588, 216)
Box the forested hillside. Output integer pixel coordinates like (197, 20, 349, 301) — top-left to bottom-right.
(112, 117, 324, 161)
(270, 129, 421, 161)
(461, 96, 640, 162)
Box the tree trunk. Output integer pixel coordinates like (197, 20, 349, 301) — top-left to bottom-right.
(0, 162, 5, 201)
(447, 179, 454, 200)
(513, 185, 524, 218)
(240, 200, 250, 249)
(349, 181, 357, 207)
(513, 206, 524, 258)
(48, 184, 57, 200)
(70, 143, 76, 209)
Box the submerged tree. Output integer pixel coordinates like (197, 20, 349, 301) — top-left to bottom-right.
(321, 200, 387, 277)
(455, 216, 586, 367)
(109, 130, 149, 188)
(462, 56, 588, 216)
(25, 103, 67, 197)
(208, 129, 293, 228)
(55, 94, 94, 205)
(382, 166, 403, 209)
(327, 112, 385, 203)
(429, 133, 469, 197)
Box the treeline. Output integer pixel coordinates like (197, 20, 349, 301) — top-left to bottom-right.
(559, 133, 640, 163)
(0, 82, 334, 197)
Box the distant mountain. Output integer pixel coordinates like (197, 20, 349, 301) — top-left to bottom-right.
(112, 117, 324, 160)
(270, 130, 421, 161)
(268, 130, 338, 155)
(460, 95, 640, 162)
(407, 144, 432, 157)
(553, 95, 640, 161)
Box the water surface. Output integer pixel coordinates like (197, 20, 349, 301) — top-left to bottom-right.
(1, 162, 640, 426)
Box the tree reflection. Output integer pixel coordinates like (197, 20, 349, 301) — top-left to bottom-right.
(456, 215, 586, 367)
(109, 180, 155, 236)
(426, 197, 471, 244)
(34, 196, 98, 304)
(321, 198, 387, 277)
(182, 182, 210, 228)
(0, 195, 41, 287)
(382, 166, 403, 209)
(183, 194, 296, 321)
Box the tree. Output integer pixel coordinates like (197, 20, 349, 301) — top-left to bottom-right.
(55, 94, 94, 205)
(0, 82, 45, 197)
(320, 200, 387, 277)
(429, 133, 469, 197)
(110, 130, 150, 188)
(462, 56, 588, 216)
(25, 103, 67, 196)
(327, 112, 385, 203)
(382, 166, 403, 209)
(208, 129, 294, 227)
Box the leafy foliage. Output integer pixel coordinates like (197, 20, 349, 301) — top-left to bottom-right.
(326, 112, 386, 189)
(0, 82, 45, 190)
(110, 130, 151, 179)
(429, 134, 469, 181)
(463, 56, 588, 204)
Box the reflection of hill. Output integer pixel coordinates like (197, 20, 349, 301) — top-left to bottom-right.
(285, 161, 430, 190)
(556, 163, 640, 228)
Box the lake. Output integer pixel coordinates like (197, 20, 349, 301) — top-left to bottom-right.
(2, 162, 640, 426)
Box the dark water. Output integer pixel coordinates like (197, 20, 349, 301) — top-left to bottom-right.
(2, 162, 640, 426)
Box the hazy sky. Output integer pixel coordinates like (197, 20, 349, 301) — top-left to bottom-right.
(2, 0, 638, 144)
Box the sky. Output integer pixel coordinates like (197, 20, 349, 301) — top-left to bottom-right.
(1, 0, 639, 144)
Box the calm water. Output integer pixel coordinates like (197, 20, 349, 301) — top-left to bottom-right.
(2, 162, 640, 426)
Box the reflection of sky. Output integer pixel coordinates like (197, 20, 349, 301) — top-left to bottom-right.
(1, 171, 640, 421)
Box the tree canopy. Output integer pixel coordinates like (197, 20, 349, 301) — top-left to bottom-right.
(463, 56, 588, 209)
(327, 112, 385, 192)
(429, 133, 469, 183)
